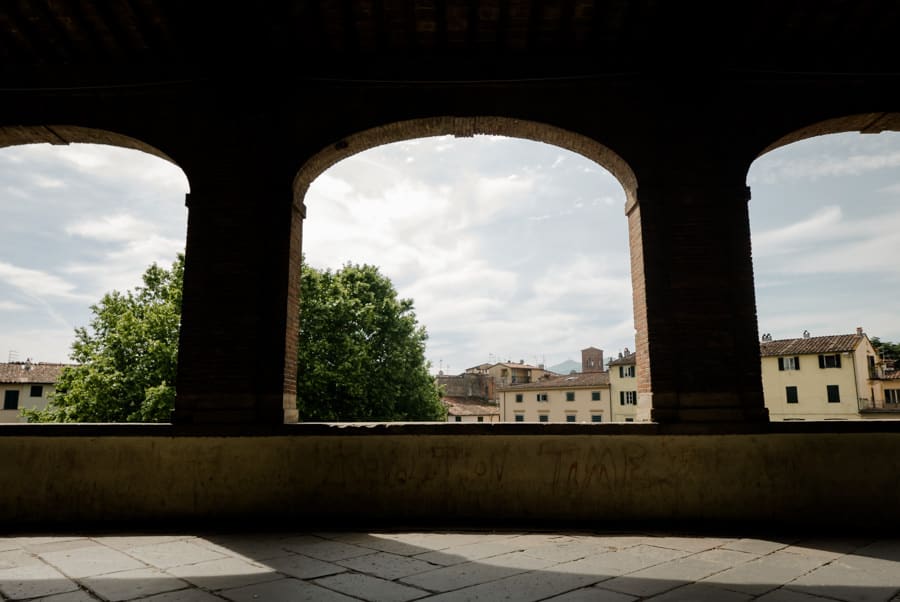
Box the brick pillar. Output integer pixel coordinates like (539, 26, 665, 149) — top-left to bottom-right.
(174, 162, 303, 425)
(628, 172, 768, 423)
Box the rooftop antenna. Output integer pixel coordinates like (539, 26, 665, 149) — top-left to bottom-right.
(8, 350, 19, 363)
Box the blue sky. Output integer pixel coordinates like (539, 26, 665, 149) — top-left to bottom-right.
(0, 131, 898, 372)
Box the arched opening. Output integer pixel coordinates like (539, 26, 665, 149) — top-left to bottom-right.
(0, 126, 189, 422)
(292, 117, 641, 423)
(749, 114, 900, 421)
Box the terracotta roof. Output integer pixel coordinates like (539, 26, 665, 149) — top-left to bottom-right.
(499, 371, 609, 390)
(608, 353, 636, 367)
(884, 371, 900, 381)
(442, 397, 500, 417)
(0, 362, 70, 384)
(760, 334, 863, 357)
(493, 362, 546, 371)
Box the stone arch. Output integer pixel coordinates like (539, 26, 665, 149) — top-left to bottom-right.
(760, 113, 900, 157)
(0, 125, 181, 167)
(289, 115, 641, 422)
(292, 116, 637, 209)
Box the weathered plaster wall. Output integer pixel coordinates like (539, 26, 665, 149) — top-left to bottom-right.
(2, 428, 898, 529)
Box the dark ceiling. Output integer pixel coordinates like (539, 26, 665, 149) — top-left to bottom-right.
(4, 1, 900, 87)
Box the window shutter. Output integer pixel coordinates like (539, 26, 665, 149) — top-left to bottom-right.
(795, 356, 800, 370)
(835, 354, 842, 368)
(818, 355, 825, 368)
(778, 357, 784, 371)
(619, 366, 624, 377)
(619, 391, 624, 405)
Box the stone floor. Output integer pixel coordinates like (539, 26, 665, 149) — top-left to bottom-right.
(1, 530, 899, 601)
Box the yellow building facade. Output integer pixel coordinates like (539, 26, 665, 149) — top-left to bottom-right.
(607, 350, 639, 422)
(498, 347, 617, 423)
(760, 330, 889, 421)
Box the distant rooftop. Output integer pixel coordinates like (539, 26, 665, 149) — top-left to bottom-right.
(760, 334, 864, 357)
(499, 371, 609, 390)
(0, 361, 71, 385)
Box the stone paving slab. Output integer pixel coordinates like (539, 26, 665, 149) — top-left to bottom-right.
(284, 538, 377, 562)
(336, 551, 438, 581)
(264, 552, 348, 580)
(700, 549, 830, 597)
(546, 587, 638, 601)
(0, 531, 898, 602)
(80, 566, 188, 601)
(219, 576, 357, 601)
(0, 562, 79, 600)
(601, 555, 734, 598)
(34, 590, 100, 602)
(721, 538, 795, 556)
(39, 545, 146, 578)
(784, 555, 900, 602)
(126, 540, 227, 570)
(315, 571, 431, 601)
(165, 556, 282, 591)
(400, 551, 555, 592)
(413, 539, 524, 566)
(644, 582, 753, 601)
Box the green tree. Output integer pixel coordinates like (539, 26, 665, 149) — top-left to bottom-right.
(872, 337, 900, 361)
(24, 255, 183, 422)
(296, 261, 446, 421)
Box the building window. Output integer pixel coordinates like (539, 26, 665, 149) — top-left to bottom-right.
(619, 365, 635, 378)
(625, 418, 634, 422)
(454, 416, 461, 422)
(477, 416, 484, 422)
(29, 385, 43, 397)
(591, 391, 600, 401)
(536, 393, 548, 402)
(3, 390, 19, 410)
(887, 390, 900, 404)
(827, 385, 841, 403)
(619, 391, 637, 405)
(565, 392, 575, 401)
(538, 414, 549, 423)
(819, 354, 842, 369)
(514, 414, 524, 422)
(515, 394, 523, 403)
(566, 415, 576, 423)
(786, 386, 798, 404)
(778, 357, 800, 371)
(591, 414, 602, 423)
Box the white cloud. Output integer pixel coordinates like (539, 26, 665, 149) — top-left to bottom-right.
(0, 262, 87, 300)
(753, 206, 844, 256)
(0, 301, 29, 311)
(752, 147, 900, 184)
(65, 214, 150, 242)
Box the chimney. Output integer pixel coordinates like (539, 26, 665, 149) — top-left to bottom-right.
(857, 326, 864, 336)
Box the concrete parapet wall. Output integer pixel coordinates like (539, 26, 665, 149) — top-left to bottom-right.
(1, 425, 898, 529)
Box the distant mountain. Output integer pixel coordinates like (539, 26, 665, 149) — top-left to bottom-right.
(548, 359, 581, 374)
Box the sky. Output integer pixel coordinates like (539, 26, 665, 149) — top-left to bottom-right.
(0, 131, 898, 372)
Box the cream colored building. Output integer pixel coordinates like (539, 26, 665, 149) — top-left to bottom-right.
(760, 329, 895, 420)
(607, 350, 638, 422)
(498, 347, 613, 422)
(0, 361, 68, 422)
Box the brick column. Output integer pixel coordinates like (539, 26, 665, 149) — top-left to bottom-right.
(628, 172, 768, 423)
(174, 162, 303, 425)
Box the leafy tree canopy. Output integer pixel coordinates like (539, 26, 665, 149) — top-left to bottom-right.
(871, 337, 900, 361)
(296, 261, 445, 421)
(26, 254, 444, 423)
(24, 255, 183, 422)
